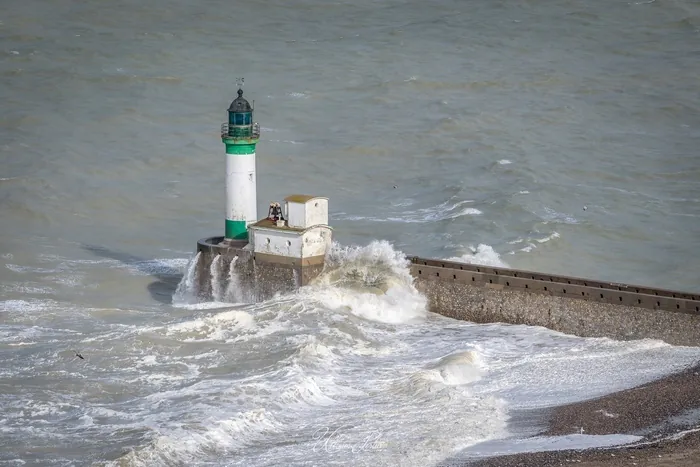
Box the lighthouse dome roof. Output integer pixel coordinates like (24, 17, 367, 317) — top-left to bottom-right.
(228, 89, 252, 112)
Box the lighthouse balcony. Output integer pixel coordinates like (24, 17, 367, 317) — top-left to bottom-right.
(221, 122, 260, 140)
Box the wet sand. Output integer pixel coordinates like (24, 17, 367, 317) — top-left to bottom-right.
(453, 363, 700, 467)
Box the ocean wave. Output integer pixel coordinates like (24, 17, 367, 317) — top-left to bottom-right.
(307, 240, 427, 324)
(334, 198, 481, 224)
(400, 350, 485, 399)
(445, 244, 509, 267)
(506, 231, 561, 254)
(163, 309, 256, 342)
(540, 206, 579, 225)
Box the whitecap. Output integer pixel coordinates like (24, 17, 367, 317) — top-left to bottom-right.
(335, 199, 480, 224)
(446, 244, 509, 267)
(308, 240, 428, 324)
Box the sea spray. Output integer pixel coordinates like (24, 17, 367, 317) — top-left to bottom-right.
(172, 251, 201, 305)
(224, 256, 240, 303)
(446, 244, 509, 267)
(306, 240, 428, 324)
(210, 255, 223, 302)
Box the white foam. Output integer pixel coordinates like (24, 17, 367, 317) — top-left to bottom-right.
(172, 252, 201, 305)
(164, 309, 255, 341)
(390, 198, 414, 207)
(1, 284, 53, 295)
(0, 299, 57, 312)
(403, 350, 485, 398)
(174, 301, 241, 310)
(224, 256, 249, 303)
(309, 240, 427, 324)
(446, 244, 509, 267)
(209, 255, 223, 302)
(506, 232, 560, 255)
(279, 373, 338, 407)
(429, 350, 484, 386)
(536, 231, 560, 243)
(462, 433, 643, 459)
(470, 331, 700, 409)
(5, 264, 62, 274)
(335, 199, 480, 223)
(541, 206, 579, 224)
(112, 408, 286, 467)
(296, 337, 337, 362)
(126, 258, 190, 276)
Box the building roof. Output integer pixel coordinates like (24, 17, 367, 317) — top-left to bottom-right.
(228, 89, 252, 113)
(284, 194, 327, 204)
(250, 218, 304, 231)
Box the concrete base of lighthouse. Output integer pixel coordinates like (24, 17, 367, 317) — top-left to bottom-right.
(194, 235, 328, 303)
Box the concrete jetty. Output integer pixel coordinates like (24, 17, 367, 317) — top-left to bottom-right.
(410, 257, 700, 346)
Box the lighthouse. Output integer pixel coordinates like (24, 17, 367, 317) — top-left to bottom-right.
(195, 83, 333, 302)
(221, 81, 260, 241)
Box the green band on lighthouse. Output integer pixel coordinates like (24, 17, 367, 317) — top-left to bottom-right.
(225, 142, 256, 155)
(225, 219, 248, 240)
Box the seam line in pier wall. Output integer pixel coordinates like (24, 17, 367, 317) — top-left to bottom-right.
(408, 257, 700, 346)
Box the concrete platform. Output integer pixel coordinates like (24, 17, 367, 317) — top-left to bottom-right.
(195, 236, 324, 302)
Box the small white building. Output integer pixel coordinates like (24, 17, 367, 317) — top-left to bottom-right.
(248, 195, 332, 263)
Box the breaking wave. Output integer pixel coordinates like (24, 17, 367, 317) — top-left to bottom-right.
(445, 244, 510, 267)
(306, 240, 428, 324)
(335, 198, 481, 224)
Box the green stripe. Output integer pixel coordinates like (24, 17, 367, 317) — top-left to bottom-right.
(225, 219, 248, 240)
(225, 143, 257, 155)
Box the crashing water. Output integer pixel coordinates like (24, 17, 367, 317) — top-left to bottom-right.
(172, 251, 201, 305)
(210, 255, 223, 302)
(2, 240, 700, 466)
(225, 256, 241, 303)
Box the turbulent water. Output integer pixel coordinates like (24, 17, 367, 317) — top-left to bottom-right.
(2, 0, 700, 465)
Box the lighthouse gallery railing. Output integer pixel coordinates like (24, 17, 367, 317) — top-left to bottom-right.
(221, 122, 260, 139)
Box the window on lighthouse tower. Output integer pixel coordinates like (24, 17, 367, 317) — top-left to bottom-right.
(231, 112, 251, 126)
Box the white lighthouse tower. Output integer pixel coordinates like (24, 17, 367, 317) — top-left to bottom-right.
(221, 79, 260, 241)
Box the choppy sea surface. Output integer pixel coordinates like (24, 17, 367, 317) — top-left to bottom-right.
(1, 0, 700, 465)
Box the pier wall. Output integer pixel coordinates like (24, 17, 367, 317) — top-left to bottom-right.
(194, 237, 322, 302)
(408, 257, 700, 346)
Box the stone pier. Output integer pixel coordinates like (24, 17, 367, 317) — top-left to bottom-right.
(409, 256, 700, 346)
